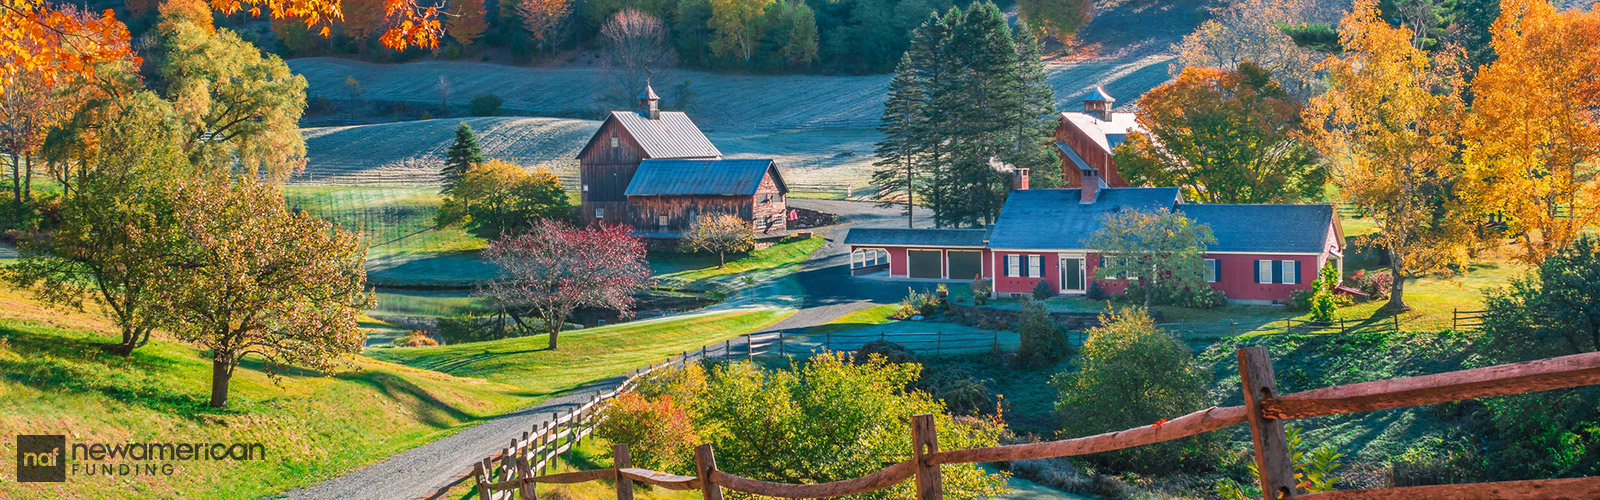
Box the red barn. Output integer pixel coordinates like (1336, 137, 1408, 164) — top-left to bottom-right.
(1053, 86, 1139, 189)
(575, 84, 787, 237)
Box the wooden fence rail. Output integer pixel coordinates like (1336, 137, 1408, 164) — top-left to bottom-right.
(476, 348, 1600, 500)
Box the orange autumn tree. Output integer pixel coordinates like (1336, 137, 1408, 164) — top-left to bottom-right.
(444, 0, 486, 46)
(2, 0, 440, 97)
(517, 0, 572, 57)
(1462, 0, 1600, 266)
(1303, 0, 1476, 312)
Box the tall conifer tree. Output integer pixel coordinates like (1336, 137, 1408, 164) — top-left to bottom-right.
(443, 122, 485, 192)
(941, 1, 1016, 227)
(872, 53, 923, 227)
(909, 9, 958, 228)
(1006, 21, 1062, 188)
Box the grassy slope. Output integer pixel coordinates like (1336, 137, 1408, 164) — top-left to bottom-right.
(0, 286, 526, 500)
(654, 237, 824, 291)
(369, 309, 791, 394)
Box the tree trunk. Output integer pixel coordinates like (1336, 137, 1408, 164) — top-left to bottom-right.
(718, 251, 726, 269)
(209, 358, 232, 408)
(547, 314, 566, 350)
(1383, 249, 1409, 312)
(9, 152, 20, 221)
(1143, 279, 1153, 309)
(22, 154, 32, 202)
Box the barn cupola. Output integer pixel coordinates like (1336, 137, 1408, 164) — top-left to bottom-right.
(638, 82, 661, 120)
(1083, 86, 1115, 121)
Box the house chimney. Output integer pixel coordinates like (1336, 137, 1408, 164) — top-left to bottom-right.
(638, 81, 661, 120)
(1083, 86, 1115, 121)
(1081, 177, 1101, 204)
(1013, 168, 1029, 190)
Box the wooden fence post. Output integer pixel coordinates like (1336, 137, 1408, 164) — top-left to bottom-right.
(912, 414, 943, 500)
(746, 335, 753, 361)
(695, 444, 725, 500)
(778, 332, 786, 357)
(516, 456, 538, 500)
(474, 461, 491, 500)
(615, 444, 635, 500)
(1237, 347, 1298, 500)
(1393, 314, 1400, 332)
(724, 340, 731, 361)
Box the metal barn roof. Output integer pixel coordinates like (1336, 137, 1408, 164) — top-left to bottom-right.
(625, 159, 784, 196)
(608, 111, 722, 159)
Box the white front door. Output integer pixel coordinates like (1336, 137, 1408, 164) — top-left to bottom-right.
(1059, 256, 1085, 292)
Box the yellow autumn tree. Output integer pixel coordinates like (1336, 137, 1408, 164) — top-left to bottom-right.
(1462, 0, 1600, 266)
(708, 0, 771, 62)
(1303, 0, 1476, 312)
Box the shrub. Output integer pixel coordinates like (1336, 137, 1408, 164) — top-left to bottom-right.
(1217, 426, 1345, 498)
(696, 353, 1008, 498)
(1017, 299, 1070, 366)
(594, 392, 698, 474)
(1288, 289, 1314, 311)
(1175, 286, 1226, 309)
(637, 363, 708, 410)
(971, 277, 991, 305)
(855, 340, 916, 365)
(889, 288, 941, 319)
(1390, 437, 1484, 486)
(1054, 308, 1220, 473)
(390, 331, 439, 347)
(1031, 279, 1054, 299)
(913, 368, 995, 416)
(1309, 263, 1340, 321)
(469, 93, 503, 116)
(1085, 280, 1106, 301)
(1350, 269, 1393, 300)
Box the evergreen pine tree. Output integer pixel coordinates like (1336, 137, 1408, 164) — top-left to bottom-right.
(941, 1, 1016, 228)
(908, 9, 958, 228)
(442, 122, 485, 193)
(872, 52, 924, 227)
(1005, 21, 1063, 188)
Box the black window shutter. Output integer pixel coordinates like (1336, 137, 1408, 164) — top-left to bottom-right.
(1293, 261, 1302, 284)
(1272, 260, 1283, 284)
(1213, 259, 1222, 283)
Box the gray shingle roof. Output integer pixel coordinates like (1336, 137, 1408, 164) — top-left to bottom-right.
(1178, 204, 1337, 253)
(625, 159, 783, 196)
(987, 188, 1181, 249)
(844, 227, 990, 248)
(608, 111, 722, 159)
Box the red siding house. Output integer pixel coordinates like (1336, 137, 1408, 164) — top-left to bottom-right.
(845, 186, 1345, 304)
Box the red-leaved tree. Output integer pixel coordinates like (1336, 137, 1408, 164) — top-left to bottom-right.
(482, 220, 653, 349)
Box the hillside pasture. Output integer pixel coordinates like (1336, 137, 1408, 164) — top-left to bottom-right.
(290, 55, 1176, 131)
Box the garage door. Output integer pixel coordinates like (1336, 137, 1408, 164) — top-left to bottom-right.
(907, 250, 943, 279)
(947, 251, 982, 281)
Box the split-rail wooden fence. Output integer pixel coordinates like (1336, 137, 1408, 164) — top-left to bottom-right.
(473, 347, 1600, 500)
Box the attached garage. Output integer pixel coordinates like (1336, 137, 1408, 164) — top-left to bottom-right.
(907, 250, 943, 279)
(946, 251, 982, 281)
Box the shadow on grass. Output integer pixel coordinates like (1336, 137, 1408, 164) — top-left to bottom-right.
(337, 370, 482, 429)
(0, 323, 239, 420)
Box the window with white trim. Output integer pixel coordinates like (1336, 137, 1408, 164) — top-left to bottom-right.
(1281, 260, 1299, 285)
(658, 215, 669, 231)
(1204, 258, 1219, 283)
(595, 207, 605, 219)
(1027, 255, 1042, 278)
(1256, 260, 1272, 284)
(1004, 255, 1019, 277)
(609, 136, 619, 148)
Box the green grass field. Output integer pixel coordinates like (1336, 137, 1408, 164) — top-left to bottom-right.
(369, 309, 791, 396)
(654, 237, 824, 291)
(0, 286, 525, 500)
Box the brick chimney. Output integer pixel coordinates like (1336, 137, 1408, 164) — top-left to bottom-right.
(1081, 177, 1100, 204)
(1013, 168, 1029, 191)
(638, 81, 661, 120)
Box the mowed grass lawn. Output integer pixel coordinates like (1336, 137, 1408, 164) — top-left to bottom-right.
(654, 237, 825, 291)
(0, 286, 524, 500)
(369, 309, 792, 396)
